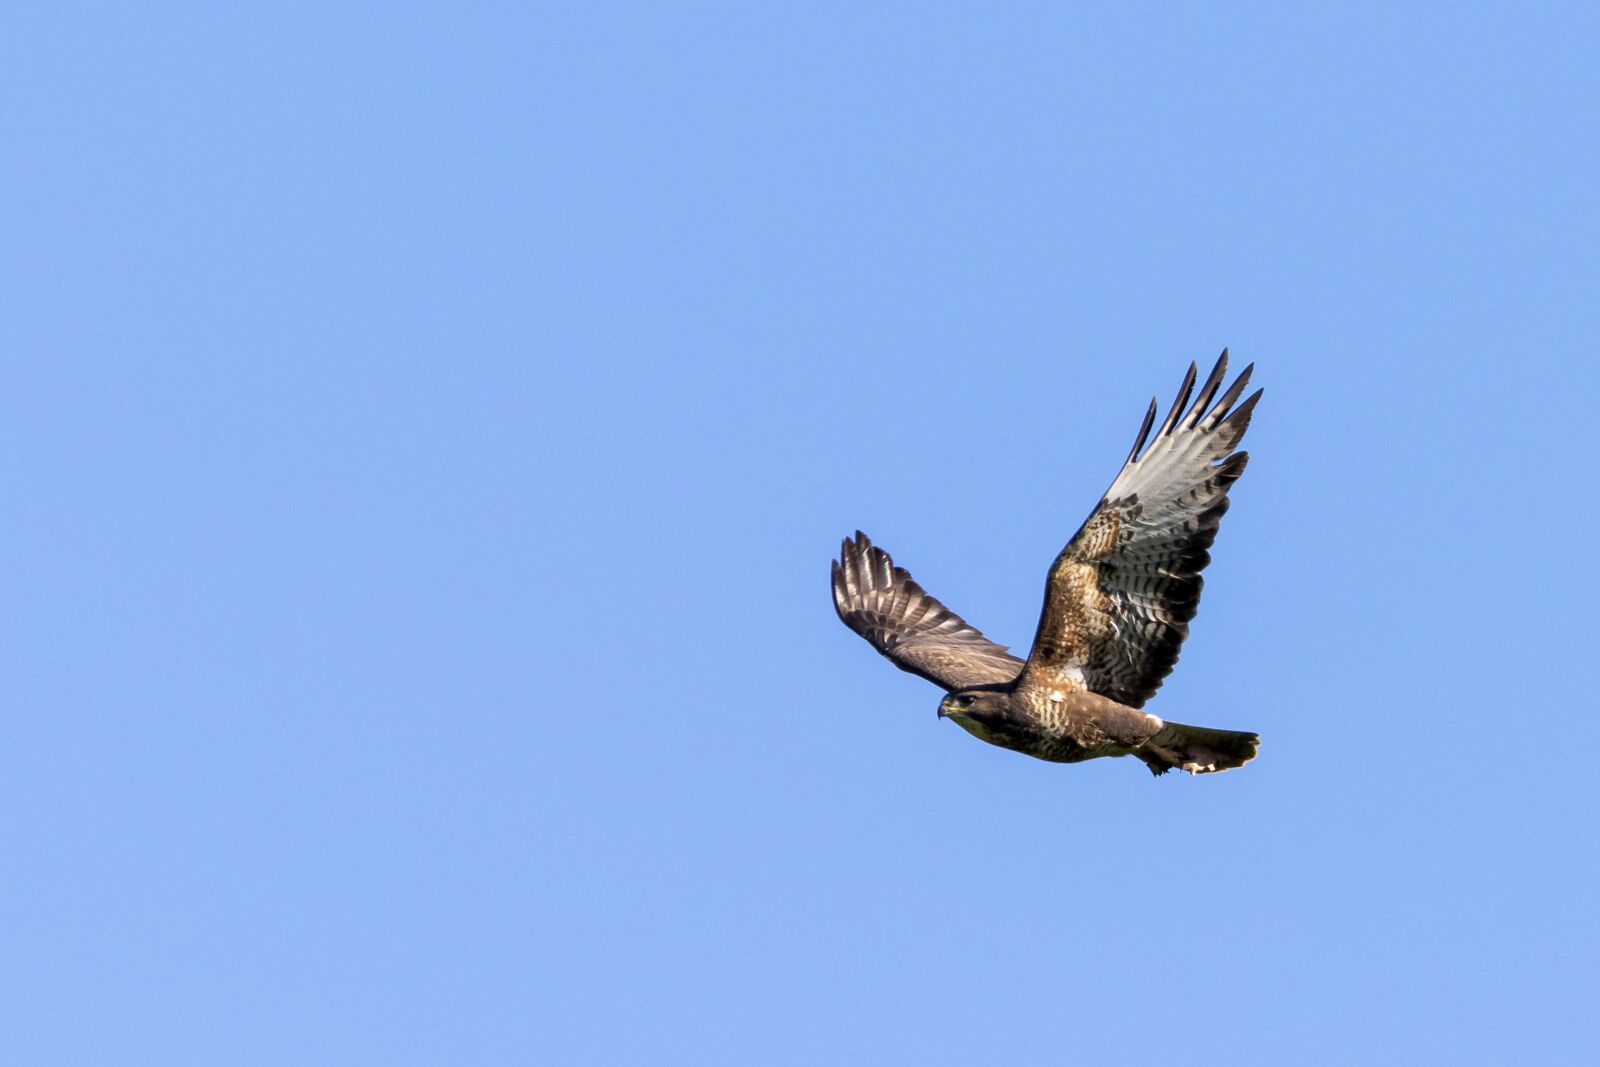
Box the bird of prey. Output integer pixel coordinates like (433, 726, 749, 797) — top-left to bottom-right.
(832, 351, 1261, 776)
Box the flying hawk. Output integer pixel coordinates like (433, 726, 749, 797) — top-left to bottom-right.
(832, 351, 1262, 776)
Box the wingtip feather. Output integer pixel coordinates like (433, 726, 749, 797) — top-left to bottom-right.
(1220, 388, 1263, 436)
(1204, 365, 1255, 429)
(1157, 362, 1199, 438)
(1124, 397, 1159, 465)
(1186, 350, 1231, 429)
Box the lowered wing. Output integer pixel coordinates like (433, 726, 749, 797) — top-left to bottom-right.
(832, 531, 1023, 692)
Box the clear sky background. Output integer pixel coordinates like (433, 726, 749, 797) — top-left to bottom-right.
(5, 3, 1597, 1064)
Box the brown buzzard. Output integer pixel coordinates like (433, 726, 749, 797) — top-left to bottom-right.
(832, 351, 1262, 776)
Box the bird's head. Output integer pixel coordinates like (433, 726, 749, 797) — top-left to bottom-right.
(937, 686, 1013, 731)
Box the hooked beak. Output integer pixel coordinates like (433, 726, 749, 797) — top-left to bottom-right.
(938, 698, 963, 719)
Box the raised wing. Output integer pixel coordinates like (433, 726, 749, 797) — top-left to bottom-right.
(832, 531, 1023, 692)
(1020, 351, 1260, 708)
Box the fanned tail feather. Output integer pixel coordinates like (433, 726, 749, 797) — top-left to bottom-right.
(1139, 721, 1259, 776)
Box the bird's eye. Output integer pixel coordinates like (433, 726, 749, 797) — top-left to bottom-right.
(957, 695, 975, 707)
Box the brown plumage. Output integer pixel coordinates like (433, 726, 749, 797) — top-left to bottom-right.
(831, 351, 1262, 776)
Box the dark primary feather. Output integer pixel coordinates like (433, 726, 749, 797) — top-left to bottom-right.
(831, 532, 1023, 692)
(1021, 349, 1261, 708)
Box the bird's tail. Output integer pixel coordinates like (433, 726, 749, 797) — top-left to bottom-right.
(1139, 721, 1259, 776)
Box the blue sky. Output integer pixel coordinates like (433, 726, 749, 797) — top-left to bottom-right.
(5, 3, 1597, 1063)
